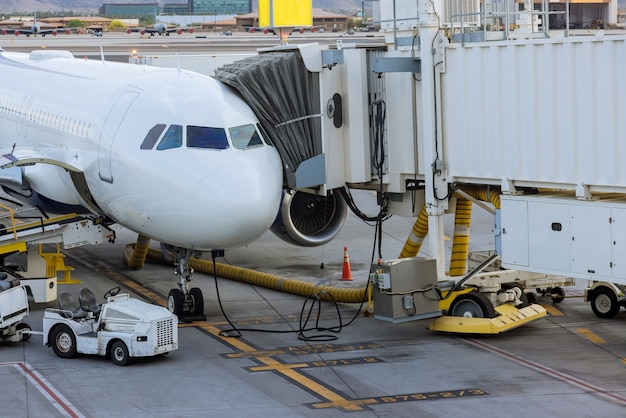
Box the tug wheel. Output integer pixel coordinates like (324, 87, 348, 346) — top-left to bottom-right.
(449, 292, 496, 318)
(110, 340, 130, 366)
(590, 286, 620, 318)
(51, 324, 77, 358)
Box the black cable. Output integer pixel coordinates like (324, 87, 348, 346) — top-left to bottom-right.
(212, 250, 241, 338)
(212, 252, 372, 341)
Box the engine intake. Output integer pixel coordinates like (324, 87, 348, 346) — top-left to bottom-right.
(270, 189, 348, 247)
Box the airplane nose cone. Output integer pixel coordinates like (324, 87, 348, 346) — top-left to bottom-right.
(195, 161, 282, 248)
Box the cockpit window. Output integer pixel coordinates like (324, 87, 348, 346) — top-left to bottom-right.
(140, 124, 166, 150)
(187, 126, 228, 150)
(157, 124, 183, 150)
(230, 124, 263, 149)
(256, 123, 273, 147)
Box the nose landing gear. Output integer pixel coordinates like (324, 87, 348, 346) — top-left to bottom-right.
(167, 247, 206, 321)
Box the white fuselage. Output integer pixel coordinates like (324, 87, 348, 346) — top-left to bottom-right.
(0, 49, 283, 250)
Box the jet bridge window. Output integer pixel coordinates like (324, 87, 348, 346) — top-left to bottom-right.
(187, 125, 228, 150)
(141, 123, 166, 149)
(229, 124, 263, 149)
(157, 124, 183, 150)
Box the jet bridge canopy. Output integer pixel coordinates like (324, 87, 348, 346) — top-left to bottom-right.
(214, 51, 321, 189)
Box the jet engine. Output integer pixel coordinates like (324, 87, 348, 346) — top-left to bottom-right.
(270, 189, 348, 247)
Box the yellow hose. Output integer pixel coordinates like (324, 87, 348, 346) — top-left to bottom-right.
(448, 196, 472, 276)
(126, 235, 151, 269)
(124, 244, 367, 303)
(457, 185, 501, 209)
(398, 203, 429, 258)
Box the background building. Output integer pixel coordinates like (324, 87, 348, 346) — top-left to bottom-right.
(100, 3, 160, 16)
(191, 0, 252, 15)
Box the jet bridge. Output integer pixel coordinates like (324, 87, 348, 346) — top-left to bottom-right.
(211, 0, 626, 328)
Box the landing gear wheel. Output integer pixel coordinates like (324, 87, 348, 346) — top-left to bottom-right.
(16, 322, 31, 342)
(449, 292, 496, 318)
(550, 287, 565, 303)
(168, 289, 184, 316)
(189, 287, 204, 315)
(590, 287, 620, 318)
(110, 340, 130, 366)
(51, 324, 77, 359)
(104, 286, 121, 299)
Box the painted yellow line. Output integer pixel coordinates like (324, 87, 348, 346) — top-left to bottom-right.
(124, 285, 369, 411)
(227, 350, 285, 358)
(113, 275, 167, 307)
(249, 363, 309, 372)
(193, 321, 367, 411)
(575, 328, 606, 344)
(540, 303, 564, 316)
(311, 398, 379, 409)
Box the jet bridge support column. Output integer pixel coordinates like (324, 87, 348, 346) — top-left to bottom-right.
(419, 4, 448, 278)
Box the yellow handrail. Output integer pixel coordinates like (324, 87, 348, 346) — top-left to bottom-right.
(0, 202, 18, 240)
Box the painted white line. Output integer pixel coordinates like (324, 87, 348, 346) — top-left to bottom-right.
(467, 338, 626, 406)
(1, 361, 85, 418)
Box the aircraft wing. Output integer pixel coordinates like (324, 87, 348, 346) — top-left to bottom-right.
(126, 27, 193, 35)
(165, 27, 195, 34)
(39, 28, 72, 36)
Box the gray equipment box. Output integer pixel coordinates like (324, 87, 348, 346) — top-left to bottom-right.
(370, 257, 441, 323)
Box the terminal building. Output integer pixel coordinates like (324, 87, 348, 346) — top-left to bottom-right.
(100, 1, 252, 16)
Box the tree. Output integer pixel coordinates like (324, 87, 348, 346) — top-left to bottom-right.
(66, 19, 84, 28)
(108, 19, 126, 30)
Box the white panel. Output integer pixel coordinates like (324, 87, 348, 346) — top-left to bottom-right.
(500, 198, 529, 266)
(385, 53, 418, 193)
(611, 207, 626, 280)
(528, 201, 570, 272)
(441, 36, 626, 191)
(341, 49, 371, 184)
(570, 204, 611, 277)
(319, 61, 346, 190)
(378, 0, 418, 30)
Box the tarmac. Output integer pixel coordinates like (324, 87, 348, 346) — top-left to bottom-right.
(1, 33, 626, 417)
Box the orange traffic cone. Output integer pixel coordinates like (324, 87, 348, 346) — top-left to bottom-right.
(341, 247, 354, 281)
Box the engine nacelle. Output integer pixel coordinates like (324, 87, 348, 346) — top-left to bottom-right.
(270, 189, 348, 247)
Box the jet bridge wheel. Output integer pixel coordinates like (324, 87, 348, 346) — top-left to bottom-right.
(449, 292, 496, 318)
(50, 324, 77, 359)
(590, 286, 620, 318)
(550, 287, 565, 303)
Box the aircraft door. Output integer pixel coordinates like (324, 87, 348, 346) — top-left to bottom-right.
(98, 91, 139, 183)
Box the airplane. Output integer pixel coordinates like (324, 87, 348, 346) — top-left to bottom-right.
(127, 9, 194, 36)
(0, 47, 346, 317)
(1, 13, 71, 37)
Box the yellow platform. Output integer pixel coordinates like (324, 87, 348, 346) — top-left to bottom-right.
(428, 303, 547, 334)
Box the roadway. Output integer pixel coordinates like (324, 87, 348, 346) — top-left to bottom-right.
(0, 31, 384, 62)
(1, 34, 626, 417)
